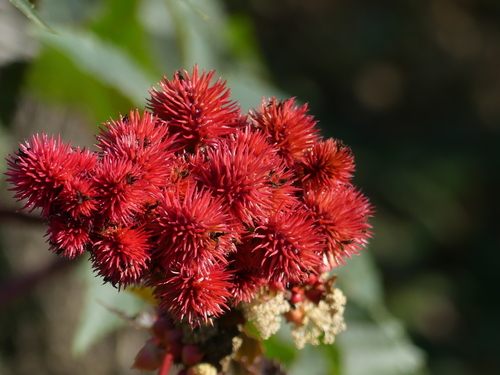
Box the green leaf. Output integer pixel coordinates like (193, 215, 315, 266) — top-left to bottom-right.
(9, 0, 58, 34)
(318, 343, 342, 375)
(72, 259, 148, 356)
(335, 251, 384, 310)
(333, 252, 427, 374)
(288, 344, 330, 375)
(181, 0, 210, 21)
(225, 13, 265, 69)
(36, 27, 155, 106)
(26, 46, 134, 127)
(90, 0, 159, 76)
(337, 320, 425, 375)
(262, 334, 297, 366)
(164, 0, 220, 68)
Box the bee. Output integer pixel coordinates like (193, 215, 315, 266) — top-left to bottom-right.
(175, 70, 186, 81)
(14, 148, 29, 164)
(125, 173, 139, 185)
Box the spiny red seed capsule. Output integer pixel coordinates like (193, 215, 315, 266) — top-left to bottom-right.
(148, 67, 241, 151)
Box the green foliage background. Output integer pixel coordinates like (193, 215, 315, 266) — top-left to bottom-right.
(1, 0, 498, 374)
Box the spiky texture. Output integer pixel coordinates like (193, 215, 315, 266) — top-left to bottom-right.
(148, 67, 241, 151)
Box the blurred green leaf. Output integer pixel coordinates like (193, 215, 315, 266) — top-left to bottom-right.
(335, 251, 384, 310)
(181, 0, 210, 21)
(90, 0, 159, 76)
(72, 260, 148, 356)
(9, 0, 58, 34)
(288, 344, 331, 375)
(337, 320, 425, 375)
(318, 343, 342, 375)
(26, 46, 133, 127)
(37, 27, 155, 105)
(334, 253, 426, 374)
(262, 334, 297, 366)
(264, 321, 340, 374)
(165, 0, 222, 68)
(225, 13, 267, 74)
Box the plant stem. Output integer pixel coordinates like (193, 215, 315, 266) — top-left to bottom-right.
(158, 352, 174, 375)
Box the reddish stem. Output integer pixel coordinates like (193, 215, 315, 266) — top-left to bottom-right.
(158, 352, 174, 375)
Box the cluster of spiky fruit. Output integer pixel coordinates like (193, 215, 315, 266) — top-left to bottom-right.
(6, 67, 372, 373)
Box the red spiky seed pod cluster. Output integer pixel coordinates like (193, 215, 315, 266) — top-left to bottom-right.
(5, 66, 373, 329)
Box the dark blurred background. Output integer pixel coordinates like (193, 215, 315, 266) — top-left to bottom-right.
(0, 0, 499, 374)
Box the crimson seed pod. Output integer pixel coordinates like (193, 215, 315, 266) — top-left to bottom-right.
(316, 263, 333, 274)
(152, 316, 174, 334)
(151, 318, 175, 345)
(269, 280, 286, 291)
(305, 288, 324, 305)
(182, 345, 205, 367)
(168, 341, 183, 359)
(305, 273, 319, 286)
(290, 291, 303, 305)
(131, 339, 165, 371)
(165, 328, 184, 344)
